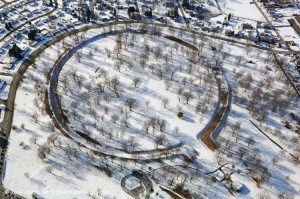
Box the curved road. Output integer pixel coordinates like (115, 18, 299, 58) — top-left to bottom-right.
(1, 20, 297, 155)
(0, 18, 299, 198)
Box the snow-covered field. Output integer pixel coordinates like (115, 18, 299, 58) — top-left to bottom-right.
(1, 0, 300, 198)
(3, 22, 300, 198)
(218, 0, 266, 22)
(216, 42, 300, 198)
(3, 25, 221, 199)
(57, 31, 218, 153)
(3, 29, 132, 199)
(277, 27, 300, 51)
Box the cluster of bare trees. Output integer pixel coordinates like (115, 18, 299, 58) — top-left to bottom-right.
(216, 119, 271, 188)
(55, 28, 222, 156)
(142, 117, 167, 134)
(217, 135, 270, 188)
(232, 59, 293, 124)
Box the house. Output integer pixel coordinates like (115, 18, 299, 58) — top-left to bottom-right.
(257, 34, 276, 44)
(130, 13, 142, 20)
(236, 30, 246, 38)
(166, 7, 179, 19)
(211, 26, 221, 33)
(274, 0, 294, 8)
(164, 2, 175, 8)
(242, 23, 253, 30)
(144, 7, 152, 18)
(289, 16, 300, 36)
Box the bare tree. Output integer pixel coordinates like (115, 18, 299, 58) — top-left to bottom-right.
(125, 98, 138, 111)
(232, 122, 241, 134)
(132, 77, 142, 88)
(142, 122, 151, 134)
(157, 119, 167, 132)
(121, 117, 130, 128)
(46, 166, 53, 174)
(47, 134, 59, 146)
(183, 91, 194, 104)
(238, 147, 247, 159)
(162, 98, 169, 108)
(155, 134, 166, 148)
(164, 80, 171, 90)
(111, 114, 119, 123)
(195, 101, 202, 114)
(149, 117, 157, 134)
(38, 144, 50, 160)
(110, 77, 120, 97)
(246, 136, 255, 146)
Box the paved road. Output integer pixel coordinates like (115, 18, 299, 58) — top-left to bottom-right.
(0, 0, 59, 140)
(0, 18, 298, 197)
(0, 22, 186, 162)
(47, 28, 185, 159)
(176, 0, 190, 30)
(0, 20, 298, 156)
(252, 0, 294, 52)
(250, 0, 300, 96)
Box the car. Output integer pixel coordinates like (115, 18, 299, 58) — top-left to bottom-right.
(17, 16, 28, 23)
(32, 9, 42, 15)
(42, 7, 50, 12)
(0, 48, 5, 56)
(0, 48, 7, 58)
(100, 16, 110, 22)
(66, 23, 74, 29)
(73, 21, 83, 26)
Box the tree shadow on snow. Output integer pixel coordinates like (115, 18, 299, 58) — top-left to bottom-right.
(182, 111, 195, 123)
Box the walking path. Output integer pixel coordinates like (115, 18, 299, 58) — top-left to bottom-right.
(252, 0, 294, 52)
(250, 120, 297, 160)
(121, 171, 153, 199)
(1, 20, 295, 159)
(46, 27, 206, 158)
(0, 15, 298, 197)
(197, 64, 232, 150)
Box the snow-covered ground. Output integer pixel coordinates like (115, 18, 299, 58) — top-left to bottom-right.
(218, 0, 266, 22)
(3, 25, 221, 199)
(3, 31, 131, 199)
(1, 0, 300, 198)
(4, 22, 300, 198)
(216, 41, 300, 199)
(57, 31, 218, 153)
(277, 27, 300, 51)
